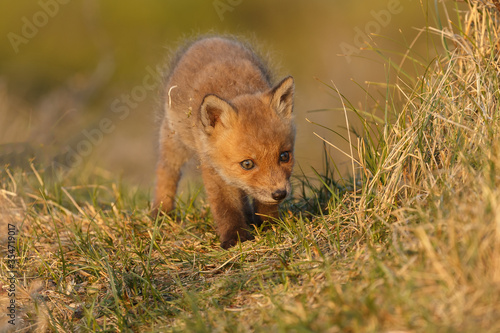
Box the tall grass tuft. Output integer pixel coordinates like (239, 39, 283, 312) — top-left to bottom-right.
(316, 1, 500, 330)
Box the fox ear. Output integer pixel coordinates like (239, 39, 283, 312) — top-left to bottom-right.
(200, 94, 236, 134)
(270, 76, 294, 119)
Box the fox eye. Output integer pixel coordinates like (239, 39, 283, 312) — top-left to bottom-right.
(279, 151, 291, 163)
(240, 159, 255, 170)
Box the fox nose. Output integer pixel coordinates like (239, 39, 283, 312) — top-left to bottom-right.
(272, 189, 287, 201)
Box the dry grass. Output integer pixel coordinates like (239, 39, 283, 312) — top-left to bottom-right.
(1, 1, 500, 332)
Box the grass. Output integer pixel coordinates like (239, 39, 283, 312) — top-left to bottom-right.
(2, 1, 500, 332)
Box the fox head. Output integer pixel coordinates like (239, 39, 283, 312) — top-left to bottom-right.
(199, 76, 296, 204)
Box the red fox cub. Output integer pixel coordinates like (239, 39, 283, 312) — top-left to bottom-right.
(153, 36, 295, 249)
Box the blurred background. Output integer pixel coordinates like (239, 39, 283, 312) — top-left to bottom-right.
(0, 0, 454, 193)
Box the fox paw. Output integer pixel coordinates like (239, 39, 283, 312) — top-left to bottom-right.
(220, 230, 254, 249)
(150, 207, 163, 219)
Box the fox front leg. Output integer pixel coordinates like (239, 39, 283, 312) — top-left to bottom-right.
(254, 201, 280, 228)
(201, 164, 254, 249)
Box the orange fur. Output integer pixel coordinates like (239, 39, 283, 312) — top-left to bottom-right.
(153, 36, 295, 249)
